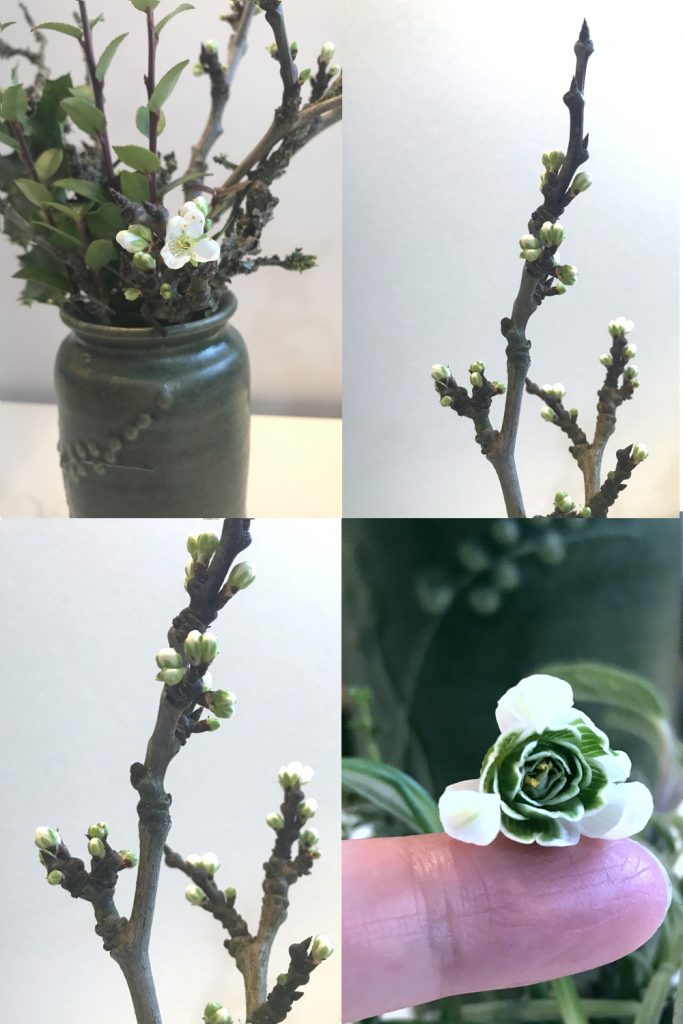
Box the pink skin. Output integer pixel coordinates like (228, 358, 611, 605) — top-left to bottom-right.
(342, 833, 671, 1022)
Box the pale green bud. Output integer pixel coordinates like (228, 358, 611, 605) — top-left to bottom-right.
(553, 283, 567, 295)
(319, 41, 335, 63)
(279, 761, 314, 788)
(299, 827, 320, 849)
(226, 562, 255, 590)
(87, 822, 109, 840)
(540, 406, 557, 422)
(225, 886, 236, 900)
(570, 171, 592, 193)
(608, 317, 634, 337)
(555, 264, 577, 286)
(187, 851, 220, 875)
(266, 42, 278, 56)
(160, 283, 173, 300)
(194, 196, 211, 218)
(204, 1003, 223, 1023)
(205, 716, 221, 731)
(300, 799, 318, 820)
(277, 974, 288, 986)
(469, 371, 483, 388)
(133, 252, 156, 271)
(124, 288, 142, 302)
(579, 507, 592, 518)
(430, 363, 450, 382)
(298, 68, 312, 83)
(310, 847, 322, 860)
(623, 343, 637, 359)
(539, 221, 565, 246)
(439, 395, 453, 407)
(554, 491, 576, 513)
(119, 850, 138, 868)
(468, 361, 485, 374)
(328, 63, 340, 76)
(520, 247, 542, 262)
(156, 647, 184, 669)
(599, 353, 613, 368)
(491, 381, 506, 394)
(192, 63, 205, 76)
(205, 689, 236, 719)
(184, 629, 219, 666)
(88, 837, 106, 859)
(34, 827, 61, 851)
(542, 149, 565, 173)
(47, 870, 64, 885)
(204, 39, 219, 54)
(211, 1011, 232, 1024)
(187, 531, 220, 564)
(185, 884, 207, 906)
(631, 442, 649, 464)
(309, 934, 334, 963)
(542, 383, 566, 399)
(266, 812, 285, 831)
(623, 364, 639, 380)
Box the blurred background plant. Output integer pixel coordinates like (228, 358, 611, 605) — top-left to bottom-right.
(342, 518, 683, 1024)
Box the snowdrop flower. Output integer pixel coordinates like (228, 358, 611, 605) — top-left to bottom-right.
(160, 201, 220, 270)
(438, 675, 653, 847)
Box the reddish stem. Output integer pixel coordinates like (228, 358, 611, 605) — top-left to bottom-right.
(145, 9, 159, 205)
(77, 0, 116, 187)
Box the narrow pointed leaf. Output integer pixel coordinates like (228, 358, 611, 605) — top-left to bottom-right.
(34, 149, 64, 181)
(14, 178, 52, 206)
(61, 97, 106, 136)
(113, 144, 161, 172)
(53, 178, 108, 203)
(159, 170, 213, 197)
(148, 60, 189, 113)
(0, 22, 16, 32)
(34, 22, 83, 40)
(34, 220, 82, 251)
(342, 757, 442, 835)
(95, 33, 128, 81)
(156, 4, 194, 34)
(0, 128, 20, 151)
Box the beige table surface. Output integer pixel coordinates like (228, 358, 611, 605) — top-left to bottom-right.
(0, 401, 341, 517)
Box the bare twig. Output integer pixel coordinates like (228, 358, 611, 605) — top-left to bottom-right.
(588, 444, 641, 517)
(144, 8, 159, 204)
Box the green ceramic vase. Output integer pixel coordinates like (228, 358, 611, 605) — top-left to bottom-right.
(54, 290, 250, 517)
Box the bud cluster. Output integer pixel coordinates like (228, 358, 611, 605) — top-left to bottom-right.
(554, 491, 576, 514)
(279, 760, 314, 789)
(204, 1002, 233, 1024)
(186, 851, 220, 876)
(184, 630, 219, 666)
(204, 689, 236, 719)
(155, 647, 187, 687)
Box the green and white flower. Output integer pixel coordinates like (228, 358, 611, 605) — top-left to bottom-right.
(438, 675, 653, 847)
(160, 201, 221, 270)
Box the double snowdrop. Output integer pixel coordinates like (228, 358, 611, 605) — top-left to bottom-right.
(438, 675, 653, 847)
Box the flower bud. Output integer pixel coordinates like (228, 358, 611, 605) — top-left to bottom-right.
(116, 224, 152, 254)
(279, 761, 314, 788)
(579, 507, 592, 518)
(124, 288, 142, 301)
(119, 850, 138, 868)
(491, 381, 506, 394)
(204, 39, 219, 53)
(211, 1011, 232, 1024)
(299, 827, 320, 849)
(540, 406, 557, 422)
(328, 63, 340, 76)
(623, 343, 637, 359)
(133, 251, 156, 271)
(34, 827, 61, 851)
(205, 689, 236, 719)
(631, 442, 649, 464)
(87, 822, 109, 840)
(204, 1003, 223, 1023)
(160, 282, 173, 299)
(47, 870, 64, 885)
(623, 364, 639, 380)
(309, 935, 334, 963)
(542, 149, 565, 173)
(608, 317, 634, 337)
(187, 531, 220, 563)
(188, 851, 220, 875)
(266, 43, 278, 56)
(310, 847, 322, 860)
(205, 716, 221, 732)
(519, 234, 543, 261)
(542, 383, 566, 399)
(266, 812, 285, 831)
(192, 62, 205, 76)
(226, 562, 255, 590)
(319, 41, 335, 63)
(184, 629, 219, 666)
(88, 837, 106, 859)
(299, 798, 318, 820)
(156, 667, 186, 687)
(194, 196, 211, 218)
(552, 283, 567, 295)
(430, 363, 450, 382)
(298, 68, 312, 83)
(225, 886, 236, 900)
(185, 883, 207, 906)
(554, 264, 577, 286)
(569, 171, 592, 193)
(439, 395, 453, 407)
(156, 647, 184, 669)
(539, 221, 565, 246)
(469, 371, 483, 388)
(554, 491, 576, 513)
(599, 353, 613, 368)
(468, 361, 485, 374)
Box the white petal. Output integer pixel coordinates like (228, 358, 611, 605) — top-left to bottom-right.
(192, 236, 221, 263)
(580, 781, 653, 840)
(179, 201, 200, 218)
(116, 229, 146, 254)
(495, 675, 574, 734)
(166, 215, 188, 243)
(593, 749, 632, 783)
(160, 244, 189, 270)
(181, 206, 205, 238)
(438, 780, 501, 846)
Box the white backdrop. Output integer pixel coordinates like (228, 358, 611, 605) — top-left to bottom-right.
(0, 518, 341, 1024)
(342, 0, 680, 517)
(0, 1, 341, 417)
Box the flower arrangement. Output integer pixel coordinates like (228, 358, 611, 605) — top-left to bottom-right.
(33, 520, 333, 1024)
(438, 675, 653, 847)
(0, 1, 341, 328)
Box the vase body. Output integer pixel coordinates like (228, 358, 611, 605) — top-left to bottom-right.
(54, 291, 250, 517)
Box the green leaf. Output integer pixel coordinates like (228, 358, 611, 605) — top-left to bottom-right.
(14, 247, 70, 291)
(85, 201, 125, 239)
(85, 238, 116, 269)
(0, 22, 16, 32)
(61, 97, 106, 137)
(53, 178, 109, 203)
(31, 75, 73, 150)
(539, 662, 669, 718)
(130, 0, 160, 10)
(20, 279, 65, 306)
(135, 105, 166, 138)
(113, 144, 160, 173)
(42, 201, 87, 222)
(120, 170, 150, 202)
(0, 128, 20, 151)
(34, 149, 63, 182)
(1, 84, 27, 122)
(148, 60, 189, 113)
(33, 219, 82, 251)
(14, 178, 52, 206)
(90, 14, 105, 28)
(156, 4, 194, 34)
(95, 33, 128, 81)
(342, 757, 442, 835)
(159, 170, 211, 197)
(34, 22, 83, 40)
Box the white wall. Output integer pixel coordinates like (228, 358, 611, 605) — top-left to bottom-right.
(0, 2, 341, 417)
(0, 518, 341, 1024)
(342, 0, 680, 516)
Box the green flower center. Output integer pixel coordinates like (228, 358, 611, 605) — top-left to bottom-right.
(521, 756, 565, 800)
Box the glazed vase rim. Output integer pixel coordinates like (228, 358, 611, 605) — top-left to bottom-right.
(60, 288, 236, 349)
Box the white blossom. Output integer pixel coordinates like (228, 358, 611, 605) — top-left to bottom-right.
(160, 201, 220, 270)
